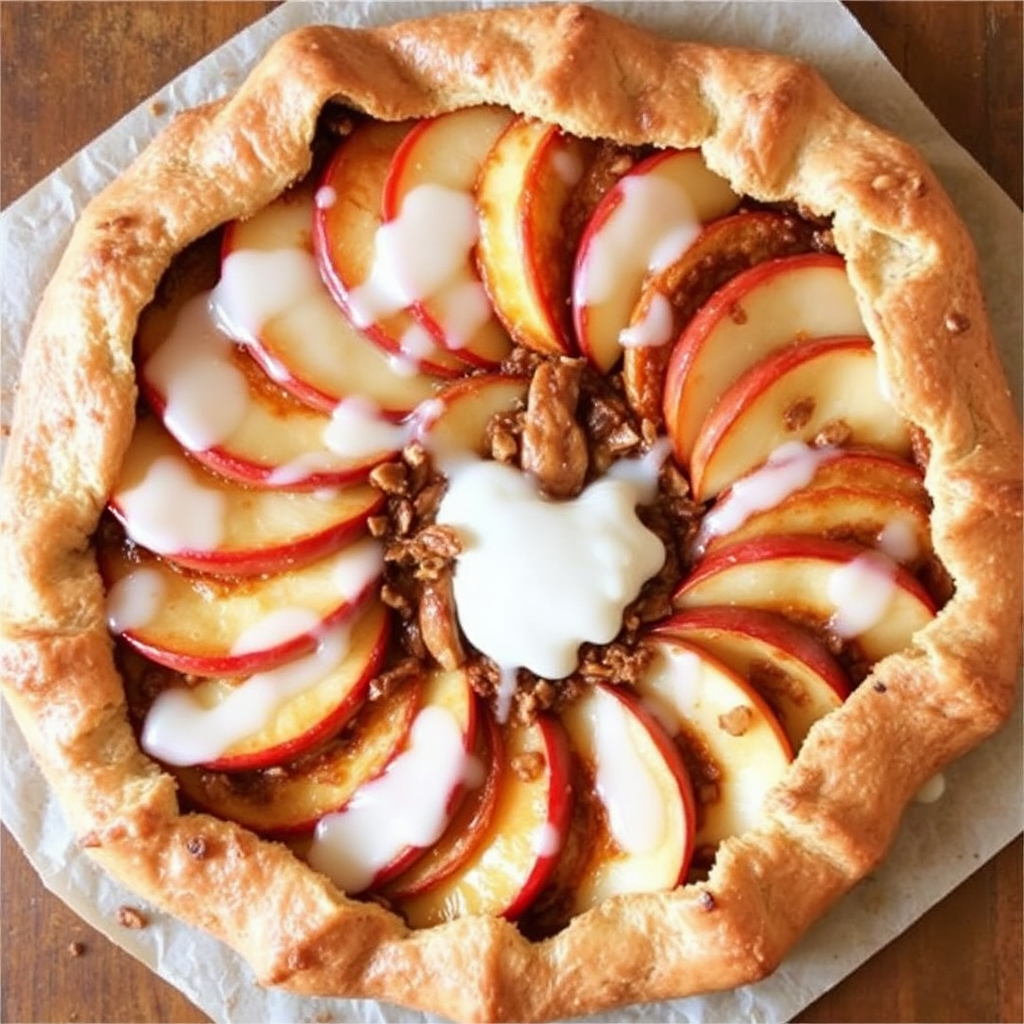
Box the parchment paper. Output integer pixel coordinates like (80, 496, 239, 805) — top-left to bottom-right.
(2, 3, 1021, 1023)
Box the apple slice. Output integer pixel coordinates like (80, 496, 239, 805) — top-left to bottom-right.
(797, 446, 927, 502)
(101, 525, 383, 676)
(672, 536, 937, 663)
(218, 184, 445, 416)
(167, 664, 424, 833)
(133, 597, 388, 773)
(136, 275, 405, 490)
(692, 442, 930, 559)
(556, 683, 695, 914)
(621, 210, 817, 423)
(572, 148, 740, 373)
(697, 484, 933, 568)
(383, 708, 503, 899)
(416, 373, 529, 462)
(313, 121, 472, 377)
(109, 415, 383, 576)
(477, 117, 595, 355)
(306, 665, 479, 894)
(380, 106, 514, 367)
(651, 606, 849, 751)
(663, 253, 865, 466)
(688, 336, 913, 501)
(395, 714, 573, 927)
(634, 637, 793, 852)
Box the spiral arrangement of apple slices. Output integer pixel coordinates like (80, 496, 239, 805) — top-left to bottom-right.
(103, 106, 944, 937)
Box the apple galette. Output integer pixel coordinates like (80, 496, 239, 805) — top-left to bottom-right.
(1, 6, 1021, 1022)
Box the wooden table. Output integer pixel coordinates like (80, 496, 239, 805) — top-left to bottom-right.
(1, 3, 1020, 1021)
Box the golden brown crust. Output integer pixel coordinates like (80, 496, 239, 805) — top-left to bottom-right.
(1, 6, 1021, 1021)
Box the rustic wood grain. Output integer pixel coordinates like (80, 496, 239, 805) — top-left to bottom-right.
(1, 3, 1020, 1023)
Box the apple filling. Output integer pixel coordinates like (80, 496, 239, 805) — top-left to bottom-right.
(103, 105, 949, 937)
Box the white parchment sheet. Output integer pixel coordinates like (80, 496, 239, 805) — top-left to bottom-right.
(1, 3, 1021, 1022)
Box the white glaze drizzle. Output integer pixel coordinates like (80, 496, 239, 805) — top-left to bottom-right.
(116, 454, 226, 555)
(331, 536, 386, 600)
(348, 184, 479, 327)
(495, 666, 519, 725)
(589, 692, 666, 855)
(143, 294, 249, 452)
(314, 185, 338, 210)
(694, 442, 837, 553)
(877, 517, 920, 563)
(106, 567, 168, 634)
(307, 705, 473, 893)
(619, 292, 675, 349)
(212, 248, 323, 345)
(435, 450, 666, 681)
(323, 396, 414, 460)
(914, 772, 946, 804)
(140, 620, 355, 767)
(532, 821, 562, 858)
(552, 145, 584, 186)
(575, 174, 700, 307)
(430, 278, 493, 351)
(827, 551, 899, 639)
(229, 608, 323, 657)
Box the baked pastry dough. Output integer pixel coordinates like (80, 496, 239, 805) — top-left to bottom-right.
(1, 6, 1021, 1021)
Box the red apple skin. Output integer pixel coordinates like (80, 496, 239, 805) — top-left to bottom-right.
(476, 117, 594, 356)
(113, 511, 375, 580)
(118, 592, 369, 683)
(168, 672, 425, 835)
(519, 127, 590, 356)
(593, 682, 697, 888)
(687, 335, 911, 502)
(364, 671, 481, 890)
(570, 166, 627, 367)
(415, 372, 529, 457)
(696, 485, 932, 567)
(502, 713, 574, 921)
(98, 520, 382, 679)
(573, 148, 739, 373)
(676, 535, 932, 601)
(382, 707, 504, 900)
(391, 712, 575, 927)
(672, 536, 938, 666)
(378, 108, 513, 369)
(311, 123, 467, 378)
(203, 602, 391, 772)
(622, 209, 818, 424)
(652, 606, 851, 704)
(219, 214, 445, 418)
(799, 446, 928, 501)
(139, 341, 393, 492)
(107, 414, 386, 578)
(662, 251, 849, 457)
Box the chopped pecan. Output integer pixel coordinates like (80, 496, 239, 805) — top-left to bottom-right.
(369, 460, 408, 495)
(521, 358, 589, 498)
(369, 657, 422, 700)
(510, 751, 546, 782)
(580, 376, 644, 474)
(414, 524, 462, 559)
(413, 479, 448, 520)
(487, 409, 522, 464)
(366, 514, 389, 538)
(814, 419, 852, 447)
(717, 705, 753, 736)
(116, 906, 148, 930)
(392, 497, 415, 537)
(783, 396, 816, 431)
(418, 572, 466, 671)
(578, 641, 652, 687)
